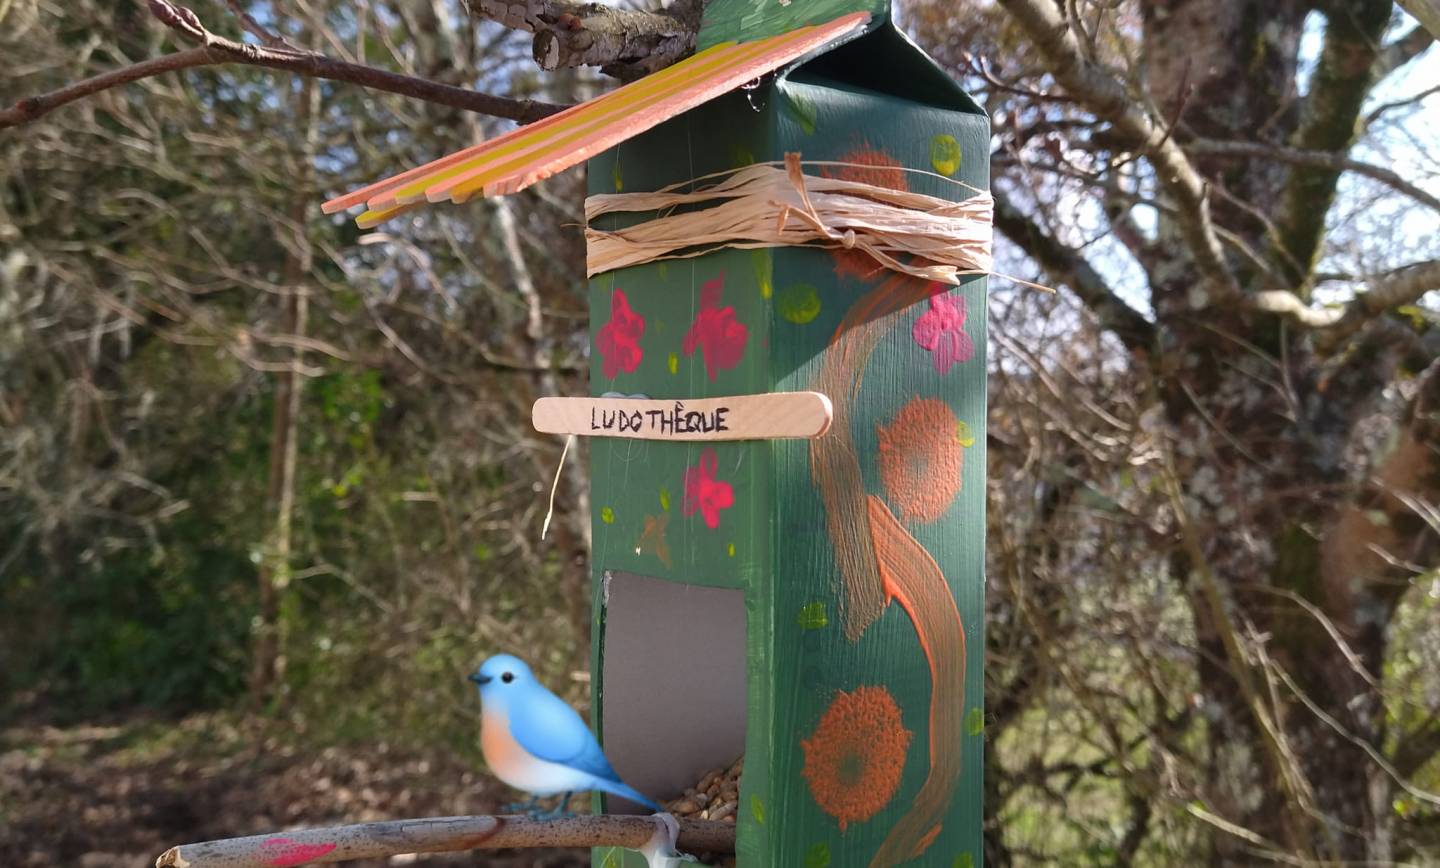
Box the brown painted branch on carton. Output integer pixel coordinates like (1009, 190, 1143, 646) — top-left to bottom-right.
(0, 0, 567, 131)
(155, 814, 736, 867)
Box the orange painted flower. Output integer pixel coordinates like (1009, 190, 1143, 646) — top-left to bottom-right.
(824, 147, 908, 282)
(637, 513, 672, 568)
(876, 398, 963, 523)
(826, 146, 909, 192)
(802, 686, 912, 831)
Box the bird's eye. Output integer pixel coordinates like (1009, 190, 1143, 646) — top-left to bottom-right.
(501, 672, 514, 683)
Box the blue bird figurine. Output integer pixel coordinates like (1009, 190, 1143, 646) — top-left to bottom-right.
(468, 654, 660, 818)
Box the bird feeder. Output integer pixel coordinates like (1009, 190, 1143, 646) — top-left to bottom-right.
(325, 0, 988, 864)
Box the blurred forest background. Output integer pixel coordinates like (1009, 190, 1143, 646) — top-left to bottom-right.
(2, 0, 1438, 865)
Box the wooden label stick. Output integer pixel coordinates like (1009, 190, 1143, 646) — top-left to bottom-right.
(532, 392, 833, 441)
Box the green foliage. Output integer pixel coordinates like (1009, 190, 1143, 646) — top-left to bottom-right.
(0, 0, 590, 733)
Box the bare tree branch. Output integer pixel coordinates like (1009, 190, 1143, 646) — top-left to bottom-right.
(993, 188, 1156, 352)
(155, 814, 736, 867)
(994, 0, 1243, 307)
(223, 0, 300, 49)
(1186, 138, 1440, 214)
(0, 0, 567, 131)
(1364, 81, 1440, 129)
(1250, 260, 1440, 337)
(1396, 0, 1440, 40)
(1394, 717, 1440, 778)
(1374, 24, 1436, 82)
(1269, 0, 1393, 291)
(465, 0, 702, 79)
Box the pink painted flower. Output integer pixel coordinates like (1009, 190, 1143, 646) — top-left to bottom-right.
(683, 274, 748, 381)
(597, 288, 645, 379)
(259, 837, 338, 867)
(912, 289, 973, 374)
(683, 448, 735, 530)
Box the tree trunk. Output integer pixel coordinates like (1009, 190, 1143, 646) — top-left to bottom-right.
(249, 75, 320, 706)
(1139, 1, 1420, 860)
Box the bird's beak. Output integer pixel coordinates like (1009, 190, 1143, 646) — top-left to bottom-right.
(468, 673, 492, 685)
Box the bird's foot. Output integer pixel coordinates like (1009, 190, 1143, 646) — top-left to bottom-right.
(503, 797, 540, 815)
(531, 792, 577, 821)
(533, 806, 576, 821)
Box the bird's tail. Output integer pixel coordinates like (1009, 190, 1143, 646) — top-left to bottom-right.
(592, 777, 661, 813)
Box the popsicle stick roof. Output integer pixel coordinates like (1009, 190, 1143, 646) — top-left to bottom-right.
(321, 11, 870, 227)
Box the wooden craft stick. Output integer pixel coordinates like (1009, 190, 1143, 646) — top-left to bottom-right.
(532, 392, 833, 441)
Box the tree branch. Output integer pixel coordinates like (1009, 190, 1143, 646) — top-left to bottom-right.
(1186, 139, 1440, 214)
(995, 0, 1243, 307)
(155, 814, 736, 867)
(1396, 0, 1440, 40)
(1374, 24, 1436, 83)
(1314, 354, 1440, 687)
(1269, 0, 1393, 291)
(1250, 260, 1440, 338)
(0, 46, 216, 129)
(993, 188, 1156, 352)
(1394, 716, 1440, 778)
(222, 0, 300, 50)
(0, 0, 567, 131)
(465, 0, 702, 80)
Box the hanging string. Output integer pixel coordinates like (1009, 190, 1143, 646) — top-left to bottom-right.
(541, 433, 575, 541)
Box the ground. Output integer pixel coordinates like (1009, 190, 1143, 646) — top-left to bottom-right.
(0, 711, 590, 868)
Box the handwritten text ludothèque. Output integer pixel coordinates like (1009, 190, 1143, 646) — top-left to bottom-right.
(590, 401, 730, 436)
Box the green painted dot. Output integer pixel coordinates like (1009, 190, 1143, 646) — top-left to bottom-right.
(659, 488, 671, 511)
(600, 507, 615, 524)
(797, 601, 829, 630)
(953, 854, 974, 868)
(785, 92, 818, 135)
(966, 707, 985, 736)
(750, 793, 765, 825)
(657, 261, 668, 280)
(727, 542, 736, 557)
(776, 283, 821, 324)
(931, 134, 961, 176)
(752, 249, 773, 299)
(668, 352, 678, 374)
(956, 420, 975, 447)
(804, 843, 831, 868)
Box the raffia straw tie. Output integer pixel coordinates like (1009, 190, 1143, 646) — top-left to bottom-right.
(584, 153, 994, 285)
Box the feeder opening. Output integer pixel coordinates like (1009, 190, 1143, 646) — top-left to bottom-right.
(599, 570, 747, 813)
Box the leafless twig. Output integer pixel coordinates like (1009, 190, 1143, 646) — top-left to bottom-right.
(155, 814, 736, 867)
(0, 0, 567, 130)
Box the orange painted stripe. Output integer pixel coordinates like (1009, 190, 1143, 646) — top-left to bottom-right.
(320, 44, 732, 214)
(473, 16, 865, 200)
(355, 201, 421, 228)
(365, 41, 748, 211)
(429, 32, 802, 204)
(337, 11, 869, 225)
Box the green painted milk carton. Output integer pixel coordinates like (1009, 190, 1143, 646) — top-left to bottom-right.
(584, 2, 988, 866)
